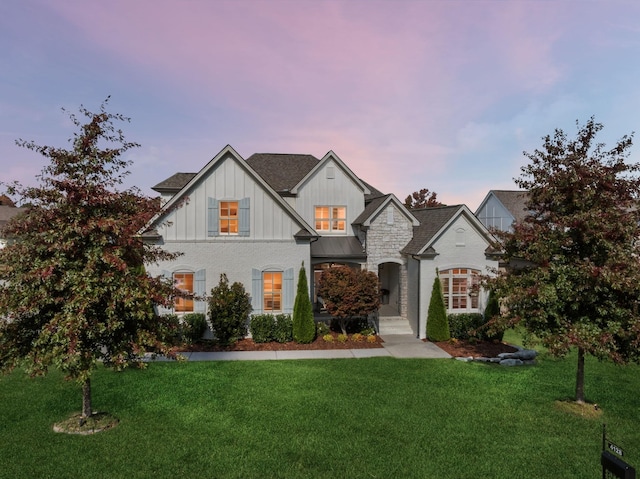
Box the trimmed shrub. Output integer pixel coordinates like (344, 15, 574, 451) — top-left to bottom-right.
(292, 262, 315, 343)
(427, 274, 450, 341)
(337, 333, 348, 343)
(208, 273, 252, 346)
(250, 314, 276, 343)
(273, 314, 293, 343)
(448, 313, 484, 340)
(448, 312, 503, 341)
(322, 334, 334, 342)
(182, 313, 207, 342)
(316, 321, 330, 336)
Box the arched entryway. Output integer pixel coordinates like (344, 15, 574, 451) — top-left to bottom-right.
(378, 261, 401, 317)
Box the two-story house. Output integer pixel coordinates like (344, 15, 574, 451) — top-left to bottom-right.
(143, 145, 499, 339)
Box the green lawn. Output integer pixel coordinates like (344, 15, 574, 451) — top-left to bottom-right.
(1, 350, 638, 479)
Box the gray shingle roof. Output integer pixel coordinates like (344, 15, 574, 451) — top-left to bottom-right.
(151, 152, 387, 200)
(492, 190, 529, 224)
(401, 205, 462, 255)
(151, 173, 197, 193)
(245, 153, 320, 194)
(353, 195, 390, 225)
(362, 181, 385, 202)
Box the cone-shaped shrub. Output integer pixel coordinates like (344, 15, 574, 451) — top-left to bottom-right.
(427, 273, 450, 341)
(293, 262, 316, 343)
(482, 290, 504, 341)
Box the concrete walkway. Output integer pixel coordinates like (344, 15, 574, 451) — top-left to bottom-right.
(158, 334, 451, 362)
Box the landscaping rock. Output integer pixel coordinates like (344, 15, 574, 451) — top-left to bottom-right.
(455, 356, 474, 362)
(497, 349, 537, 361)
(499, 358, 524, 366)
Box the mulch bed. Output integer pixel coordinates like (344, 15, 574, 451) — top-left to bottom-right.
(433, 339, 518, 358)
(178, 332, 384, 352)
(178, 333, 518, 357)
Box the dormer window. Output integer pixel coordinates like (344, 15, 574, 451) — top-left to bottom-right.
(315, 206, 346, 233)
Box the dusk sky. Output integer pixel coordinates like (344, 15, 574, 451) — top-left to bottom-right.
(2, 0, 639, 210)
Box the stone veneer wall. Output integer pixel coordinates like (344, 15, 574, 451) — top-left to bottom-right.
(365, 203, 414, 319)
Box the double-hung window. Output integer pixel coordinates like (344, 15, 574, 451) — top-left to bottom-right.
(439, 268, 480, 312)
(219, 201, 238, 235)
(208, 198, 249, 237)
(315, 206, 346, 233)
(263, 272, 283, 312)
(174, 272, 194, 312)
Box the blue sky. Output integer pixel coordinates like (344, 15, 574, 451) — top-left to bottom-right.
(1, 0, 639, 209)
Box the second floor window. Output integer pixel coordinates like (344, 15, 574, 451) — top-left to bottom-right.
(315, 206, 346, 233)
(220, 201, 238, 235)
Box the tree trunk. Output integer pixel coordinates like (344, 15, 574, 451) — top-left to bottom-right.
(575, 347, 585, 404)
(82, 377, 92, 419)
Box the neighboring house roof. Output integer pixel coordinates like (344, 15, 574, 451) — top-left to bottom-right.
(143, 145, 317, 238)
(0, 205, 27, 229)
(353, 194, 419, 227)
(0, 205, 28, 245)
(402, 204, 497, 257)
(491, 190, 529, 224)
(0, 195, 16, 207)
(476, 190, 530, 225)
(245, 153, 320, 195)
(310, 236, 367, 260)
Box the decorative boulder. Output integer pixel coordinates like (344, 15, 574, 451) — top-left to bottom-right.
(499, 358, 524, 366)
(498, 349, 538, 361)
(514, 349, 537, 360)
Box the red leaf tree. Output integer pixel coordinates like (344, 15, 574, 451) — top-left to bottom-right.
(0, 99, 180, 422)
(317, 266, 380, 334)
(403, 188, 443, 209)
(488, 118, 640, 404)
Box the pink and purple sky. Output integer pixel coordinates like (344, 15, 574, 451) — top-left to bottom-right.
(1, 0, 639, 209)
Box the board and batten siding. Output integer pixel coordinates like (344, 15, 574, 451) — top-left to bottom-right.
(294, 160, 365, 234)
(157, 155, 303, 241)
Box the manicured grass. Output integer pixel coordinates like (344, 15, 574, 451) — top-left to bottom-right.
(1, 352, 638, 479)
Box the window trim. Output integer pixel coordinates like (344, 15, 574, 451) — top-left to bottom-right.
(262, 271, 283, 313)
(174, 272, 195, 313)
(219, 200, 239, 236)
(314, 205, 347, 234)
(439, 268, 480, 312)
